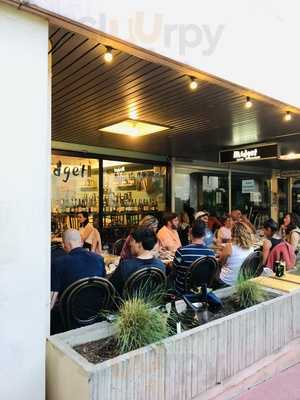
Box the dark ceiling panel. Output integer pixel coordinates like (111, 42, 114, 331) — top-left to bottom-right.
(50, 24, 300, 169)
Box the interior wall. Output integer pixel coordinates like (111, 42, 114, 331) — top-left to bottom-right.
(0, 4, 50, 400)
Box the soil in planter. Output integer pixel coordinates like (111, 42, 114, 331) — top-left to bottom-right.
(74, 337, 119, 364)
(74, 292, 279, 364)
(179, 291, 279, 330)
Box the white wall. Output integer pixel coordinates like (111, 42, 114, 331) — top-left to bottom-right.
(30, 0, 300, 108)
(0, 4, 49, 400)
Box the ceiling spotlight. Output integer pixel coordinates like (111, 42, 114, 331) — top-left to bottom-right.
(245, 96, 253, 109)
(104, 46, 113, 63)
(284, 111, 292, 122)
(189, 77, 198, 90)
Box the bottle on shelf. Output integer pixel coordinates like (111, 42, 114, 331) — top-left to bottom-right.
(143, 199, 149, 212)
(65, 198, 70, 213)
(138, 199, 143, 212)
(70, 199, 74, 213)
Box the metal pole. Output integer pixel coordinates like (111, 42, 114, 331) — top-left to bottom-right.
(288, 177, 293, 213)
(228, 168, 232, 213)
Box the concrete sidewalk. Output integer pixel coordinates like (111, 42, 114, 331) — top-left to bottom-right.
(236, 363, 300, 400)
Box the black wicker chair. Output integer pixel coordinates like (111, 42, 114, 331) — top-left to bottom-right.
(239, 250, 263, 279)
(181, 256, 220, 320)
(123, 267, 167, 299)
(112, 238, 126, 256)
(59, 277, 116, 331)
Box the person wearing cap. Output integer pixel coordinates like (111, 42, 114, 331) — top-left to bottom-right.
(120, 215, 160, 261)
(195, 210, 214, 248)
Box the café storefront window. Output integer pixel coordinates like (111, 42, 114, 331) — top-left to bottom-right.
(278, 178, 289, 220)
(51, 155, 100, 233)
(174, 167, 229, 218)
(51, 153, 168, 246)
(102, 160, 167, 245)
(231, 172, 271, 224)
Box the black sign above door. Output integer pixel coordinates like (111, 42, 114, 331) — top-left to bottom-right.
(219, 143, 278, 163)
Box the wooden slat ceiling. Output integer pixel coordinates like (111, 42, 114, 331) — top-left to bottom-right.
(50, 25, 300, 161)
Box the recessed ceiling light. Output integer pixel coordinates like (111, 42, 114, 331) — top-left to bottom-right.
(99, 119, 171, 137)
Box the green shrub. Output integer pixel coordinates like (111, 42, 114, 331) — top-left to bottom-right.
(116, 297, 169, 354)
(234, 278, 265, 309)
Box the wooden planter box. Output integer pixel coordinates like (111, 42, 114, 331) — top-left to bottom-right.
(47, 289, 300, 400)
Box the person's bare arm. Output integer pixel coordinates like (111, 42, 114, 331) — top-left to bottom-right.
(262, 239, 272, 265)
(290, 232, 299, 251)
(215, 228, 224, 246)
(50, 291, 59, 310)
(218, 243, 232, 265)
(80, 224, 94, 242)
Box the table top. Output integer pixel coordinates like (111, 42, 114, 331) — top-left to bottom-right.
(252, 274, 300, 293)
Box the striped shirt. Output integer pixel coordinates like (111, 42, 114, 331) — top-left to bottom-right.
(173, 243, 215, 293)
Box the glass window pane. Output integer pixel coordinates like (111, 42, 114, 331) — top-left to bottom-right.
(278, 178, 288, 220)
(292, 179, 300, 214)
(103, 160, 166, 244)
(231, 173, 270, 224)
(174, 169, 229, 217)
(51, 155, 99, 234)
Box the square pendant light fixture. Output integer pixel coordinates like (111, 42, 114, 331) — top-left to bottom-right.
(98, 119, 171, 137)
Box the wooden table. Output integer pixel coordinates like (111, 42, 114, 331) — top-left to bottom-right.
(252, 273, 300, 293)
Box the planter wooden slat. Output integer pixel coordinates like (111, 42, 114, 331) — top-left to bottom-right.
(47, 289, 300, 400)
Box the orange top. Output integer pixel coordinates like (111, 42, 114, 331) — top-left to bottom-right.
(157, 225, 182, 252)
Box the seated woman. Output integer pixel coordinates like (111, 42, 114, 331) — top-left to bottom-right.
(178, 211, 190, 246)
(281, 213, 300, 253)
(216, 215, 233, 245)
(110, 227, 166, 296)
(78, 211, 95, 250)
(218, 222, 254, 286)
(78, 211, 102, 254)
(262, 219, 282, 265)
(120, 215, 159, 261)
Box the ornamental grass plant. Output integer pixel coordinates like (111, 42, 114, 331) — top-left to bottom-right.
(116, 297, 169, 354)
(234, 276, 265, 309)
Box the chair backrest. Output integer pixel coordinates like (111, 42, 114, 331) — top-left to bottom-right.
(186, 256, 218, 291)
(59, 277, 116, 331)
(112, 238, 126, 256)
(239, 250, 263, 279)
(123, 267, 167, 299)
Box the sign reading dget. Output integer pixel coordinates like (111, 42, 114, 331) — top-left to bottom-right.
(52, 160, 92, 182)
(220, 143, 278, 163)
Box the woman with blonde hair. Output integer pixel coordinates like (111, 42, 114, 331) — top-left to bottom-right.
(218, 222, 254, 286)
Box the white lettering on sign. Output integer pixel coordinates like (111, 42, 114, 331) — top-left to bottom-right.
(233, 148, 260, 161)
(242, 179, 258, 193)
(114, 166, 125, 173)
